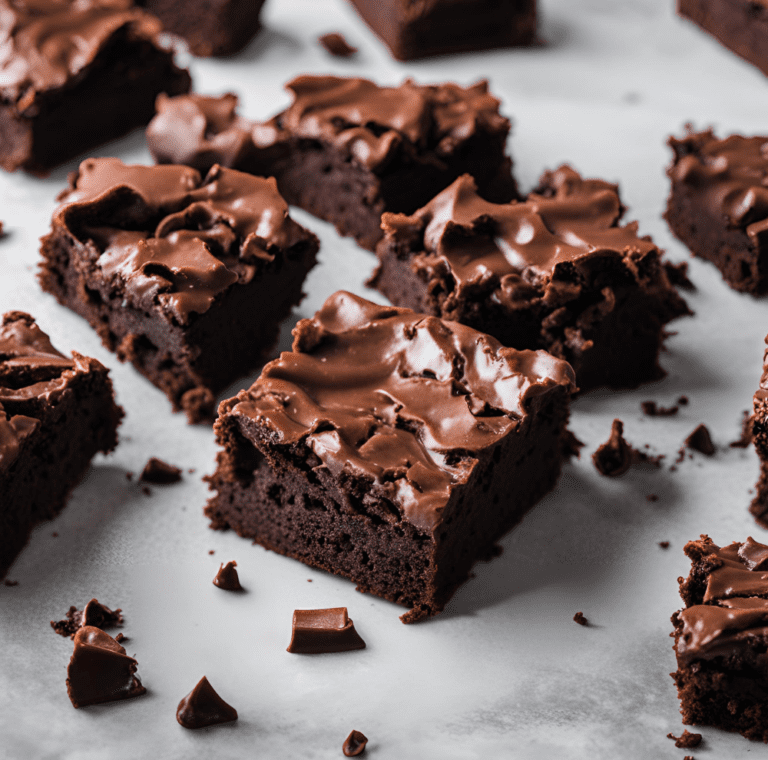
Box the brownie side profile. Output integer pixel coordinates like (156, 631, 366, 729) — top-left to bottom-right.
(672, 535, 768, 742)
(347, 0, 537, 61)
(751, 341, 768, 525)
(370, 167, 691, 393)
(136, 0, 266, 57)
(206, 291, 576, 622)
(39, 159, 319, 423)
(0, 0, 191, 175)
(678, 0, 768, 78)
(0, 312, 123, 579)
(147, 77, 518, 251)
(666, 128, 768, 295)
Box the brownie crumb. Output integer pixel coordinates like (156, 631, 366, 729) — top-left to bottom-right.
(641, 400, 679, 417)
(141, 486, 151, 496)
(208, 550, 215, 555)
(307, 579, 312, 582)
(730, 411, 753, 448)
(4, 579, 18, 587)
(659, 541, 670, 549)
(663, 261, 696, 291)
(343, 729, 368, 757)
(213, 561, 243, 591)
(125, 471, 133, 481)
(685, 424, 716, 456)
(592, 419, 661, 476)
(188, 468, 196, 474)
(140, 457, 182, 484)
(562, 429, 585, 459)
(573, 612, 588, 626)
(318, 32, 357, 57)
(678, 396, 689, 406)
(114, 633, 127, 644)
(646, 494, 659, 502)
(667, 730, 702, 748)
(51, 599, 123, 638)
(51, 532, 58, 537)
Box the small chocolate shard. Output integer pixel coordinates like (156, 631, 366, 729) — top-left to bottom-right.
(659, 541, 670, 549)
(213, 561, 242, 591)
(663, 261, 696, 291)
(641, 400, 679, 417)
(343, 729, 368, 757)
(592, 419, 632, 476)
(319, 32, 357, 57)
(51, 599, 123, 638)
(176, 676, 238, 729)
(4, 579, 18, 586)
(730, 411, 753, 448)
(738, 536, 768, 570)
(667, 730, 702, 748)
(685, 424, 715, 456)
(52, 531, 58, 537)
(208, 549, 215, 555)
(125, 471, 133, 481)
(287, 608, 366, 654)
(573, 612, 588, 626)
(140, 457, 182, 484)
(66, 626, 146, 708)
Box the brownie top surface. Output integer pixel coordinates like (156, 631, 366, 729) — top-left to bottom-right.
(53, 158, 315, 326)
(668, 128, 768, 242)
(0, 0, 161, 102)
(224, 291, 575, 532)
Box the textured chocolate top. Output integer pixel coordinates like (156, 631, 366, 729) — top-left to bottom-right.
(0, 0, 161, 104)
(222, 291, 575, 532)
(668, 129, 768, 245)
(677, 536, 768, 662)
(53, 158, 314, 325)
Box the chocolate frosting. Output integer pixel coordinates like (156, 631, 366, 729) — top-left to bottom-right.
(53, 158, 313, 325)
(176, 676, 238, 729)
(224, 291, 575, 533)
(287, 607, 366, 654)
(0, 0, 162, 105)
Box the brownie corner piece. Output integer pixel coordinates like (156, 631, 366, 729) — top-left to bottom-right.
(0, 0, 191, 175)
(672, 535, 768, 742)
(348, 0, 537, 61)
(372, 166, 691, 393)
(206, 290, 576, 622)
(38, 158, 319, 423)
(0, 311, 122, 578)
(665, 127, 768, 295)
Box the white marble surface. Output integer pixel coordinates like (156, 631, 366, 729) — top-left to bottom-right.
(1, 0, 768, 757)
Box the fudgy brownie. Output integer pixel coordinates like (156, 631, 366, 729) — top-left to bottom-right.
(0, 0, 190, 175)
(147, 76, 518, 250)
(39, 158, 319, 423)
(751, 341, 768, 525)
(678, 0, 768, 78)
(135, 0, 266, 57)
(672, 535, 768, 742)
(666, 128, 768, 295)
(347, 0, 536, 61)
(206, 291, 575, 622)
(370, 167, 691, 392)
(0, 312, 122, 579)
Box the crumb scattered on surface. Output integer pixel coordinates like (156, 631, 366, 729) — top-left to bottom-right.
(307, 579, 313, 582)
(573, 612, 588, 626)
(641, 400, 679, 417)
(685, 424, 715, 456)
(646, 494, 659, 502)
(659, 541, 670, 549)
(141, 486, 151, 496)
(319, 32, 357, 57)
(730, 411, 753, 448)
(51, 599, 123, 638)
(188, 468, 196, 474)
(115, 633, 127, 643)
(208, 550, 215, 555)
(678, 395, 689, 406)
(667, 730, 702, 748)
(125, 472, 133, 481)
(140, 457, 182, 484)
(4, 579, 18, 586)
(663, 261, 696, 291)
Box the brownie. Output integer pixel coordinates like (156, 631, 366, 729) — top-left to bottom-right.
(672, 535, 768, 742)
(0, 0, 190, 175)
(135, 0, 265, 57)
(370, 167, 691, 393)
(0, 312, 122, 579)
(666, 128, 768, 294)
(678, 0, 768, 78)
(147, 76, 518, 250)
(750, 342, 768, 525)
(206, 291, 575, 622)
(39, 158, 319, 423)
(347, 0, 536, 61)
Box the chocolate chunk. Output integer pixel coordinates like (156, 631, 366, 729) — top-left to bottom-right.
(176, 676, 238, 729)
(737, 536, 768, 570)
(641, 400, 679, 416)
(663, 261, 696, 291)
(573, 612, 588, 626)
(140, 457, 182, 484)
(343, 730, 368, 756)
(647, 494, 659, 502)
(141, 486, 152, 496)
(685, 424, 716, 456)
(213, 561, 242, 591)
(66, 627, 146, 708)
(667, 730, 702, 749)
(287, 608, 366, 654)
(51, 599, 123, 638)
(659, 541, 670, 549)
(730, 410, 753, 448)
(319, 32, 358, 57)
(592, 419, 632, 477)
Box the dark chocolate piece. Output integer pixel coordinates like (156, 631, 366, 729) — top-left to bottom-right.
(372, 168, 691, 391)
(667, 730, 702, 748)
(39, 159, 319, 423)
(140, 457, 182, 484)
(51, 599, 123, 638)
(573, 612, 588, 626)
(176, 676, 238, 729)
(206, 291, 575, 622)
(318, 32, 357, 57)
(731, 411, 753, 448)
(659, 541, 670, 548)
(592, 420, 632, 477)
(212, 561, 242, 591)
(287, 608, 366, 654)
(343, 730, 368, 757)
(685, 425, 715, 456)
(641, 400, 679, 417)
(66, 626, 145, 708)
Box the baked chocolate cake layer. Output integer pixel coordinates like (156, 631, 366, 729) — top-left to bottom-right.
(370, 167, 691, 392)
(751, 339, 768, 525)
(0, 312, 122, 578)
(39, 159, 319, 422)
(206, 291, 575, 622)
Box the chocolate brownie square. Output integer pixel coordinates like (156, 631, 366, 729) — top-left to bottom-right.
(672, 535, 768, 742)
(39, 159, 319, 423)
(0, 312, 122, 579)
(205, 291, 575, 622)
(678, 0, 768, 78)
(666, 128, 768, 295)
(0, 0, 190, 175)
(147, 76, 518, 250)
(347, 0, 537, 61)
(370, 167, 691, 393)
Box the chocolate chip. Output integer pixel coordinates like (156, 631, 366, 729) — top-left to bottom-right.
(287, 608, 366, 654)
(319, 32, 358, 57)
(592, 419, 632, 476)
(659, 541, 670, 549)
(213, 561, 242, 591)
(140, 457, 182, 484)
(573, 612, 588, 626)
(343, 729, 368, 756)
(176, 676, 238, 729)
(685, 424, 715, 456)
(51, 599, 123, 638)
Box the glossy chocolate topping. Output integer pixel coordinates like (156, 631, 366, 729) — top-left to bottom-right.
(54, 158, 311, 325)
(287, 607, 366, 654)
(225, 291, 575, 532)
(176, 676, 238, 729)
(0, 0, 161, 104)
